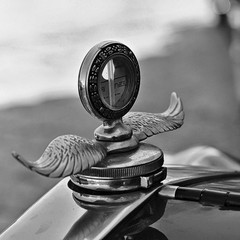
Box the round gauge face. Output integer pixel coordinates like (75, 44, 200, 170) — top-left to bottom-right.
(99, 56, 134, 111)
(78, 41, 140, 120)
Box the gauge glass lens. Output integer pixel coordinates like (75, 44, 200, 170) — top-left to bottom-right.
(99, 56, 133, 110)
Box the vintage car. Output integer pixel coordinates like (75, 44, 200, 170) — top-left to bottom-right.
(1, 41, 240, 240)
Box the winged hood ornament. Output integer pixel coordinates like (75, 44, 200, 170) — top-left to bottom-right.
(12, 136, 107, 178)
(12, 41, 184, 182)
(123, 92, 183, 141)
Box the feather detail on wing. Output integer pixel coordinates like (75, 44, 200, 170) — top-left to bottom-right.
(12, 135, 107, 178)
(123, 92, 184, 141)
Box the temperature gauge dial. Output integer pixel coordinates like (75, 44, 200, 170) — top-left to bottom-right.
(78, 41, 140, 120)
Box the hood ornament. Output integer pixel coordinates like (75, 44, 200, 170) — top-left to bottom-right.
(12, 41, 184, 198)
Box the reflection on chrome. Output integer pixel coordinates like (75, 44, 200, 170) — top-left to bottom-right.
(64, 193, 167, 240)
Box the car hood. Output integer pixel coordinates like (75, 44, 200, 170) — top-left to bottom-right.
(1, 146, 240, 240)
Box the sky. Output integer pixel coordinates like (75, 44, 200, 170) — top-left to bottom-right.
(0, 0, 215, 108)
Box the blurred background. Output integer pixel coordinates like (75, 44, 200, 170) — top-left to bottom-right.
(1, 0, 240, 233)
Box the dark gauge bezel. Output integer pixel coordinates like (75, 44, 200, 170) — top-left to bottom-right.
(78, 41, 140, 120)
